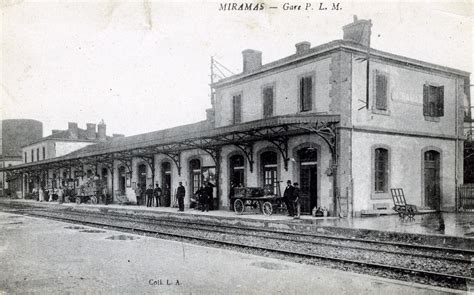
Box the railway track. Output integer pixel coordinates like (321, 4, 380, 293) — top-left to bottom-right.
(2, 204, 472, 291)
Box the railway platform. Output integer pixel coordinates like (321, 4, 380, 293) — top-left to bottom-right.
(1, 198, 473, 250)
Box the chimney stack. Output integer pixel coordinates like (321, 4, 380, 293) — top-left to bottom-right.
(68, 122, 78, 139)
(295, 41, 311, 54)
(98, 120, 106, 141)
(242, 49, 262, 73)
(342, 15, 372, 47)
(86, 123, 96, 140)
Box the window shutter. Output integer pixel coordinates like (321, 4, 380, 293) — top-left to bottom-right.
(423, 84, 429, 116)
(375, 74, 388, 110)
(263, 87, 273, 118)
(437, 86, 444, 116)
(305, 77, 312, 111)
(234, 94, 241, 124)
(300, 78, 305, 111)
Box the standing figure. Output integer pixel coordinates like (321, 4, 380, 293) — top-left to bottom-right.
(229, 181, 236, 211)
(102, 185, 108, 205)
(135, 185, 143, 206)
(38, 187, 44, 202)
(57, 186, 64, 204)
(293, 182, 301, 219)
(199, 185, 208, 212)
(205, 182, 214, 211)
(44, 188, 50, 203)
(145, 184, 154, 207)
(176, 182, 185, 212)
(153, 184, 162, 207)
(283, 180, 295, 217)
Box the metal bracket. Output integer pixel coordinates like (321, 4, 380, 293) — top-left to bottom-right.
(115, 157, 132, 173)
(233, 143, 254, 173)
(136, 155, 154, 171)
(200, 147, 221, 166)
(162, 152, 182, 176)
(267, 136, 290, 171)
(297, 122, 337, 159)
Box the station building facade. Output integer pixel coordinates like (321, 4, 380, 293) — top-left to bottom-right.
(3, 17, 470, 217)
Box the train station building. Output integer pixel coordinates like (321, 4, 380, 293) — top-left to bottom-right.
(2, 17, 470, 217)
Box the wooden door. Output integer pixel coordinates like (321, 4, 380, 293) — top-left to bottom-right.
(424, 151, 440, 210)
(298, 148, 318, 214)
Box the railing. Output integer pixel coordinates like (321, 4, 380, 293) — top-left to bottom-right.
(458, 184, 474, 212)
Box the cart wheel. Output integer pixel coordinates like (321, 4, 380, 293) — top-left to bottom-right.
(91, 196, 97, 205)
(75, 197, 81, 205)
(262, 201, 273, 216)
(407, 207, 415, 220)
(234, 199, 244, 215)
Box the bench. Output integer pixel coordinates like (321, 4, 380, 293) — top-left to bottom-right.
(390, 188, 417, 220)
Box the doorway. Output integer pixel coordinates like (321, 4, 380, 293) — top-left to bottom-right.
(261, 151, 278, 194)
(298, 147, 318, 214)
(118, 166, 126, 194)
(161, 162, 172, 207)
(189, 159, 201, 195)
(229, 154, 245, 187)
(137, 164, 147, 205)
(424, 150, 440, 210)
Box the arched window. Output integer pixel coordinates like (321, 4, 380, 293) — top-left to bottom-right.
(137, 164, 147, 190)
(260, 151, 278, 194)
(161, 162, 172, 207)
(374, 148, 388, 193)
(189, 159, 201, 194)
(118, 166, 126, 193)
(101, 168, 108, 183)
(229, 154, 245, 187)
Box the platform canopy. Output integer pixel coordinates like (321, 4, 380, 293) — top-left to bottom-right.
(2, 114, 340, 176)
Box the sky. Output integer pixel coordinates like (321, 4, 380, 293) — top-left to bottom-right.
(1, 0, 472, 137)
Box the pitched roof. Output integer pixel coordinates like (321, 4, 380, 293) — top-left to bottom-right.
(213, 40, 470, 88)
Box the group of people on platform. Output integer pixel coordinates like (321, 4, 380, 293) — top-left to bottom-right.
(283, 180, 301, 219)
(30, 179, 300, 218)
(33, 186, 65, 203)
(135, 182, 186, 212)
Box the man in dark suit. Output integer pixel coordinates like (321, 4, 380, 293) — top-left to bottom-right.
(293, 182, 301, 219)
(153, 183, 162, 207)
(283, 180, 295, 217)
(145, 184, 154, 207)
(176, 182, 185, 212)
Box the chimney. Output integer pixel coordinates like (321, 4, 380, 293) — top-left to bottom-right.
(242, 49, 262, 73)
(86, 123, 96, 140)
(51, 129, 61, 135)
(295, 41, 311, 54)
(342, 15, 372, 47)
(98, 120, 106, 141)
(68, 122, 78, 139)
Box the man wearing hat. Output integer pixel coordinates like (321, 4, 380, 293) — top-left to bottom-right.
(176, 182, 186, 212)
(283, 180, 295, 217)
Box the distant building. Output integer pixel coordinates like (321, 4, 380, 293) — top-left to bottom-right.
(0, 119, 43, 196)
(21, 121, 110, 164)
